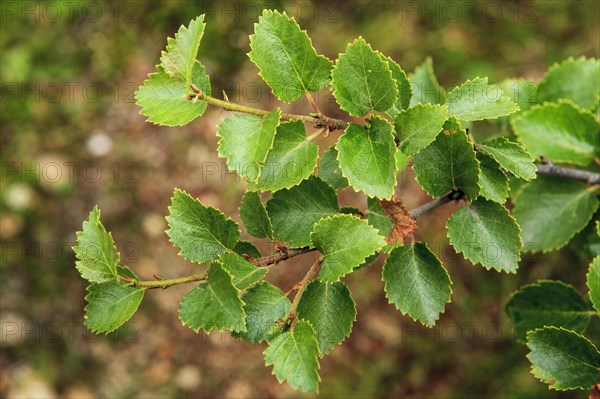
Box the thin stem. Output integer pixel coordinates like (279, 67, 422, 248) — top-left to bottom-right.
(473, 146, 600, 185)
(253, 247, 314, 267)
(286, 259, 322, 321)
(409, 190, 464, 219)
(536, 163, 600, 185)
(190, 84, 347, 131)
(124, 273, 207, 289)
(127, 160, 599, 290)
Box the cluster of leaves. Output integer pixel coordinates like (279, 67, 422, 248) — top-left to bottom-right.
(505, 238, 600, 390)
(74, 10, 600, 393)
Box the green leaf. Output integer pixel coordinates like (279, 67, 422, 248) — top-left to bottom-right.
(234, 282, 291, 343)
(505, 281, 592, 341)
(446, 199, 522, 273)
(336, 116, 397, 199)
(365, 197, 393, 237)
(331, 37, 398, 117)
(84, 281, 144, 334)
(479, 137, 537, 180)
(166, 189, 240, 264)
(179, 262, 246, 333)
(409, 57, 446, 106)
(382, 55, 412, 116)
(311, 215, 386, 282)
(513, 177, 599, 252)
(526, 326, 600, 390)
(160, 15, 206, 92)
(117, 266, 138, 280)
(587, 257, 600, 315)
(296, 281, 356, 355)
(536, 57, 600, 110)
(248, 120, 318, 192)
(497, 78, 537, 113)
(135, 63, 210, 126)
(248, 10, 332, 103)
(382, 243, 452, 327)
(234, 241, 261, 259)
(239, 191, 273, 239)
(266, 176, 338, 247)
(394, 103, 448, 155)
(218, 252, 267, 290)
(447, 77, 519, 121)
(476, 152, 509, 203)
(264, 319, 321, 393)
(318, 146, 348, 189)
(217, 109, 281, 182)
(413, 118, 480, 200)
(512, 100, 599, 166)
(396, 149, 410, 172)
(74, 206, 119, 283)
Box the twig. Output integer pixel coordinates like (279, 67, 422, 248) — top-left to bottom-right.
(190, 84, 347, 131)
(536, 163, 600, 185)
(124, 273, 207, 289)
(285, 259, 322, 327)
(409, 190, 465, 219)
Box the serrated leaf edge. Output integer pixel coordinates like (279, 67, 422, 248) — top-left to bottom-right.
(249, 119, 319, 192)
(393, 102, 449, 155)
(310, 214, 386, 282)
(74, 205, 120, 283)
(215, 109, 281, 183)
(526, 326, 600, 391)
(381, 243, 453, 327)
(504, 279, 592, 343)
(513, 180, 599, 254)
(134, 63, 209, 127)
(510, 99, 599, 166)
(335, 117, 398, 199)
(297, 280, 358, 356)
(413, 127, 483, 201)
(263, 319, 322, 393)
(447, 76, 520, 121)
(247, 9, 333, 104)
(178, 263, 247, 334)
(409, 56, 447, 104)
(446, 200, 523, 273)
(238, 191, 274, 239)
(83, 283, 144, 334)
(159, 15, 206, 89)
(330, 37, 399, 117)
(480, 136, 537, 181)
(536, 56, 600, 109)
(476, 153, 510, 203)
(587, 256, 600, 315)
(165, 188, 241, 264)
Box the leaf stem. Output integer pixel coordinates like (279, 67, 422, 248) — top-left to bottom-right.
(189, 84, 347, 131)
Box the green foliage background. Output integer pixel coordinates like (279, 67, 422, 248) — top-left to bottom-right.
(1, 1, 598, 397)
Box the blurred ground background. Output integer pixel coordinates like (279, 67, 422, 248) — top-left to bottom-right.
(1, 0, 599, 398)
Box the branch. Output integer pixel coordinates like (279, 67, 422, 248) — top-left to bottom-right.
(124, 273, 207, 289)
(536, 163, 600, 185)
(126, 194, 464, 289)
(473, 146, 600, 185)
(409, 190, 465, 219)
(251, 247, 314, 267)
(190, 84, 347, 131)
